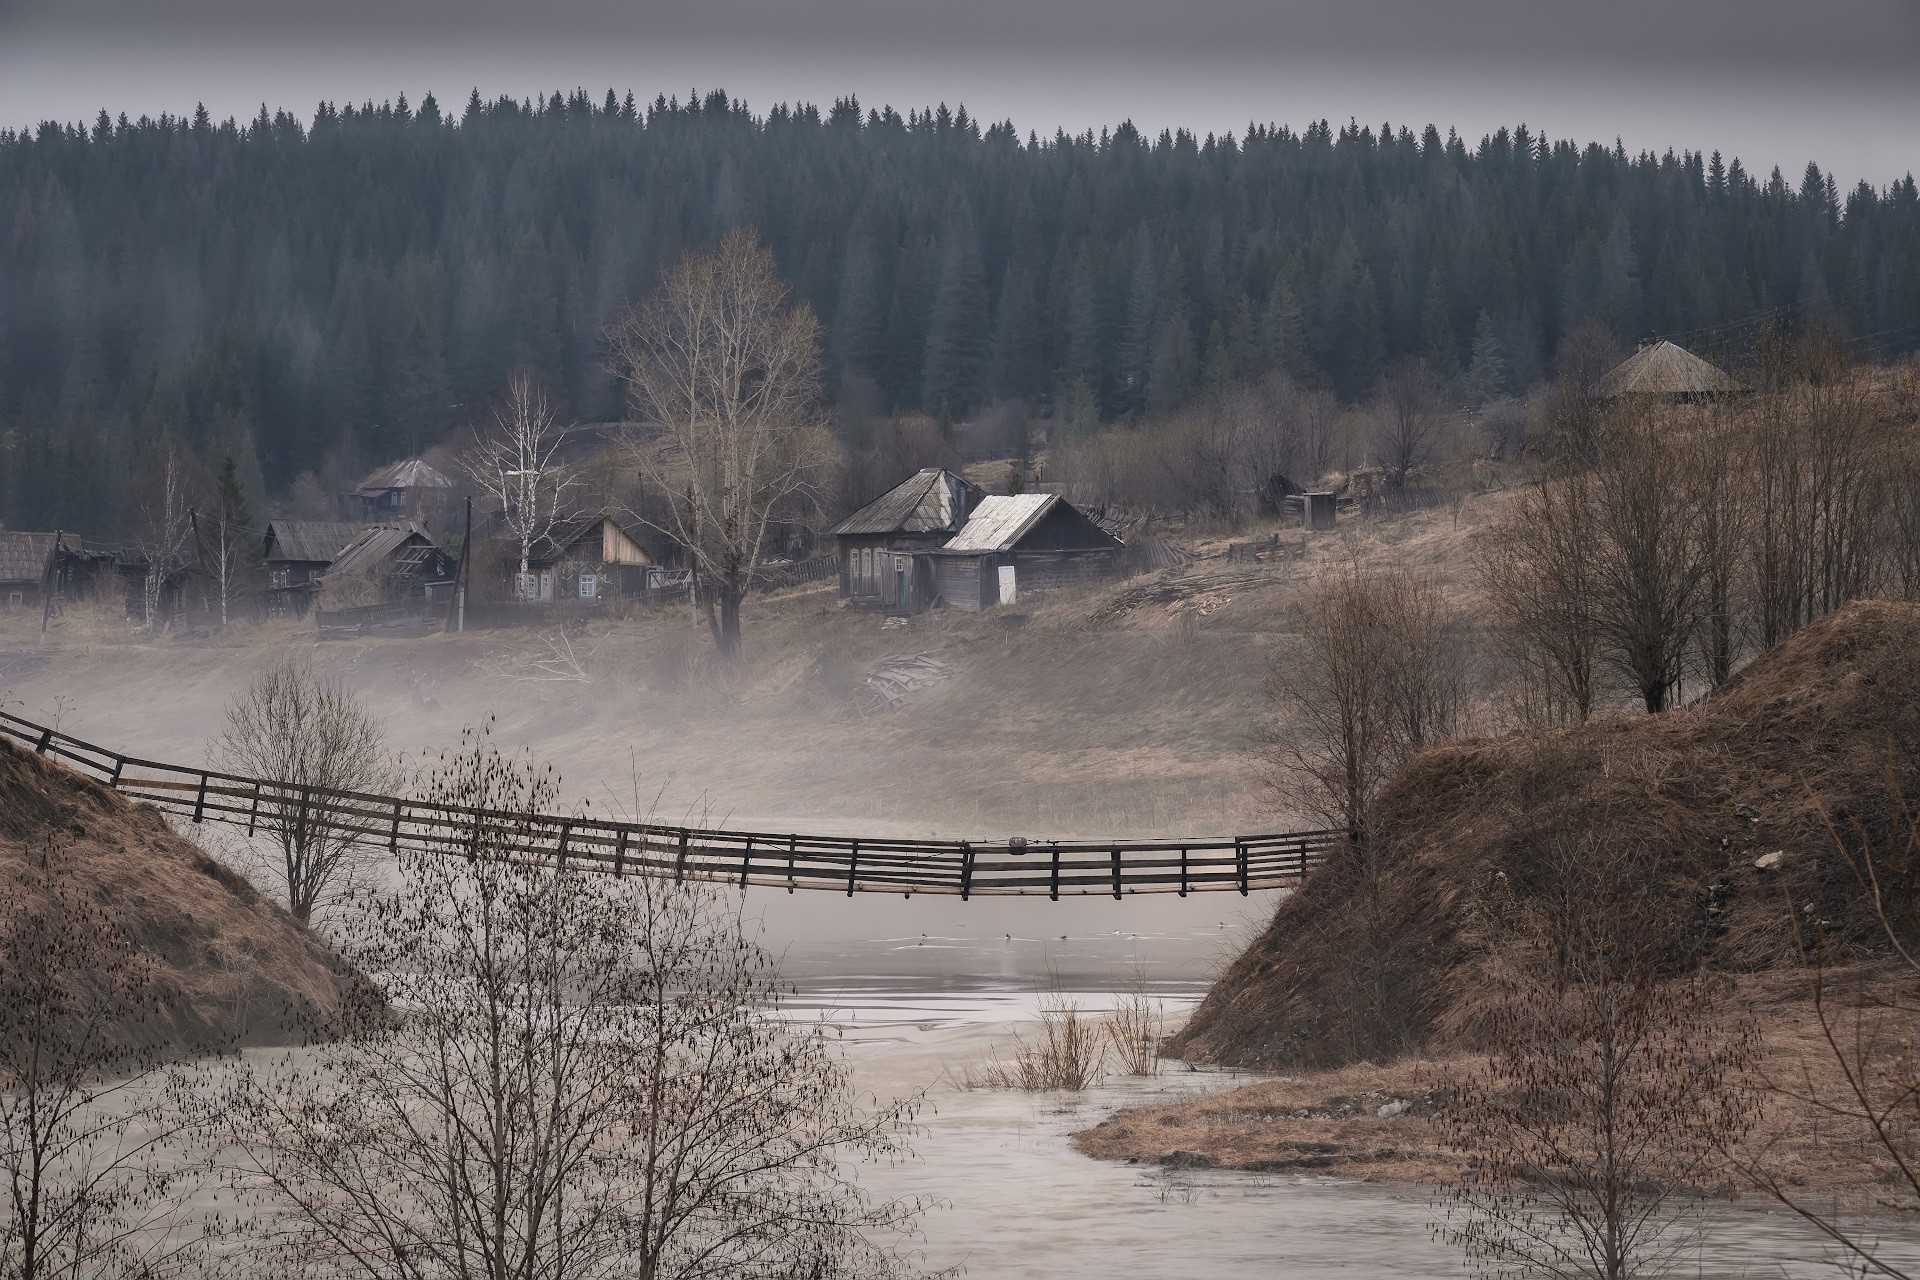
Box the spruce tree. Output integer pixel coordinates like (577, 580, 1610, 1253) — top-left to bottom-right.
(1462, 310, 1507, 407)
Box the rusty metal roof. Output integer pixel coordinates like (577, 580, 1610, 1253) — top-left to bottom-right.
(940, 494, 1058, 553)
(831, 468, 983, 536)
(1598, 341, 1741, 397)
(0, 532, 58, 584)
(353, 458, 453, 495)
(264, 521, 376, 565)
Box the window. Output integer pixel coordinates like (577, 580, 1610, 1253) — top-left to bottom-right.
(578, 573, 598, 599)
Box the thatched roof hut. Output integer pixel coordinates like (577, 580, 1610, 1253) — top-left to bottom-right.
(1597, 340, 1741, 400)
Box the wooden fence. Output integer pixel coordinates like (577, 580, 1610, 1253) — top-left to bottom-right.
(0, 710, 1339, 899)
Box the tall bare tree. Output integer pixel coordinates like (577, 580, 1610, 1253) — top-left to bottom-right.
(1372, 356, 1447, 494)
(1476, 460, 1601, 725)
(129, 438, 207, 633)
(606, 228, 833, 657)
(215, 657, 388, 926)
(0, 835, 207, 1280)
(459, 368, 579, 595)
(216, 730, 925, 1280)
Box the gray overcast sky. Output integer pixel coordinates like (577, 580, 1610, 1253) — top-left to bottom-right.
(2, 0, 1915, 181)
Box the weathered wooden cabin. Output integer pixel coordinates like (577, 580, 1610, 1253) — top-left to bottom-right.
(929, 494, 1123, 611)
(831, 468, 984, 612)
(321, 523, 454, 603)
(345, 459, 456, 527)
(0, 532, 58, 609)
(263, 520, 373, 614)
(521, 515, 662, 601)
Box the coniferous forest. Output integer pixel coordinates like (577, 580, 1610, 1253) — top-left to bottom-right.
(2, 87, 1917, 537)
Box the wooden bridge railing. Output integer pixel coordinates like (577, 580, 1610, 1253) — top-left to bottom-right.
(0, 710, 1340, 899)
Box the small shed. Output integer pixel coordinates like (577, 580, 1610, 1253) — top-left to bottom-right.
(264, 520, 372, 613)
(831, 468, 985, 610)
(346, 459, 456, 526)
(521, 515, 661, 601)
(930, 493, 1122, 611)
(1597, 341, 1741, 400)
(0, 532, 61, 609)
(322, 523, 454, 603)
(1303, 491, 1338, 532)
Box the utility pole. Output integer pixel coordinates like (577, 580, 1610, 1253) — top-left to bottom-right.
(39, 530, 62, 637)
(445, 496, 472, 633)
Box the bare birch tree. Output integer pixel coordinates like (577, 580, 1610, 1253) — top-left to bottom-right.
(129, 438, 206, 633)
(458, 368, 578, 595)
(215, 657, 389, 926)
(606, 228, 833, 657)
(215, 729, 926, 1280)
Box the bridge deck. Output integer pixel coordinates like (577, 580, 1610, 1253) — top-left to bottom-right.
(0, 711, 1339, 898)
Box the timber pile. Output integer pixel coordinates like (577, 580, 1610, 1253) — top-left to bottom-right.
(858, 653, 954, 714)
(1088, 569, 1266, 623)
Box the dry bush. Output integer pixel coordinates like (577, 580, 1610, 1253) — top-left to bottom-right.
(1104, 983, 1165, 1078)
(963, 997, 1105, 1092)
(1434, 837, 1762, 1280)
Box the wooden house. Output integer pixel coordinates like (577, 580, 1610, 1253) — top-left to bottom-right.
(345, 459, 456, 527)
(830, 468, 984, 611)
(0, 532, 58, 609)
(263, 521, 372, 614)
(520, 515, 663, 601)
(929, 494, 1122, 611)
(321, 523, 454, 603)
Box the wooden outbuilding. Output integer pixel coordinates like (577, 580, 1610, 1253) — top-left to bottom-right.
(345, 459, 456, 527)
(929, 493, 1123, 612)
(321, 523, 454, 604)
(0, 532, 58, 609)
(263, 520, 373, 614)
(831, 468, 985, 611)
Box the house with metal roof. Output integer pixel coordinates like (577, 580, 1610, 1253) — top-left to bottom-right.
(263, 520, 376, 613)
(928, 493, 1123, 611)
(1597, 340, 1741, 400)
(829, 468, 985, 611)
(517, 514, 666, 601)
(0, 532, 58, 609)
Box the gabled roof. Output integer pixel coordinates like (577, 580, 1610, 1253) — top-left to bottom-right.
(942, 494, 1061, 553)
(264, 521, 372, 565)
(831, 468, 983, 537)
(0, 532, 58, 583)
(325, 523, 439, 578)
(526, 514, 653, 565)
(1598, 340, 1741, 398)
(354, 459, 453, 495)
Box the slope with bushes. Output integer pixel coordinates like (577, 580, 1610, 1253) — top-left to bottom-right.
(1170, 599, 1920, 1069)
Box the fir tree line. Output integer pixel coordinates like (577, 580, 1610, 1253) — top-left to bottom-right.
(1, 87, 1916, 537)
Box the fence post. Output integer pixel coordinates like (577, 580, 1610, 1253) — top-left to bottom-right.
(247, 782, 262, 836)
(959, 841, 974, 901)
(34, 726, 51, 754)
(556, 821, 572, 871)
(1179, 846, 1188, 897)
(389, 799, 402, 853)
(738, 836, 754, 889)
(294, 786, 312, 849)
(1236, 839, 1248, 896)
(845, 841, 859, 897)
(786, 835, 797, 894)
(193, 772, 210, 823)
(1110, 847, 1122, 900)
(1049, 843, 1061, 901)
(614, 827, 629, 877)
(674, 831, 689, 882)
(108, 755, 123, 788)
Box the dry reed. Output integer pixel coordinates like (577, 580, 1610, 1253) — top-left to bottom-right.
(962, 997, 1105, 1092)
(1104, 984, 1164, 1077)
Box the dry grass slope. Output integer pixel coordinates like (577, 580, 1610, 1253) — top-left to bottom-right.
(1170, 599, 1920, 1070)
(0, 736, 365, 1054)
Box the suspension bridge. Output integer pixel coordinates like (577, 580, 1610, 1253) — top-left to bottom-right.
(0, 710, 1339, 899)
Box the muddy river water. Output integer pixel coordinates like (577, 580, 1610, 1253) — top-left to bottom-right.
(780, 926, 1920, 1280)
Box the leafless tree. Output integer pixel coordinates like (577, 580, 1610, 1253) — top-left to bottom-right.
(214, 729, 926, 1280)
(606, 228, 835, 657)
(458, 368, 579, 594)
(1689, 400, 1752, 689)
(1267, 559, 1466, 837)
(1372, 357, 1447, 493)
(1475, 460, 1601, 725)
(1435, 837, 1762, 1280)
(0, 836, 208, 1280)
(129, 438, 207, 633)
(214, 657, 389, 926)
